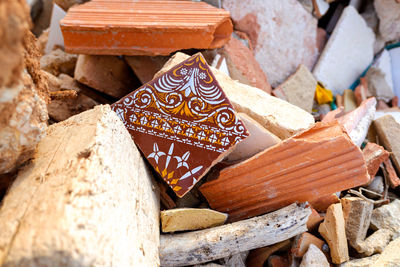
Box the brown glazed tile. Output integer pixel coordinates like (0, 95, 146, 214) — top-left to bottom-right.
(200, 121, 369, 221)
(60, 0, 232, 56)
(111, 53, 248, 197)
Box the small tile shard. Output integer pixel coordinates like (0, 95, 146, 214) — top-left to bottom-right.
(223, 0, 319, 87)
(363, 142, 390, 178)
(246, 240, 291, 267)
(161, 208, 227, 233)
(112, 53, 248, 197)
(200, 121, 369, 221)
(373, 115, 400, 173)
(299, 244, 330, 267)
(74, 55, 137, 99)
(273, 64, 317, 113)
(310, 193, 340, 212)
(307, 207, 324, 231)
(61, 0, 232, 56)
(226, 113, 280, 162)
(292, 232, 325, 258)
(312, 6, 375, 95)
(318, 203, 349, 264)
(384, 159, 400, 189)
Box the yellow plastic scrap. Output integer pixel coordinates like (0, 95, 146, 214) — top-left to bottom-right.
(314, 82, 333, 104)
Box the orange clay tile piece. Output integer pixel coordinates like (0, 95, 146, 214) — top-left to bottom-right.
(309, 193, 340, 213)
(200, 121, 369, 221)
(384, 159, 400, 189)
(363, 142, 390, 178)
(60, 0, 233, 56)
(292, 232, 325, 258)
(307, 207, 324, 231)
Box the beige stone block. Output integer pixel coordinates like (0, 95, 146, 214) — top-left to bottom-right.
(0, 105, 160, 266)
(40, 48, 78, 76)
(161, 208, 227, 233)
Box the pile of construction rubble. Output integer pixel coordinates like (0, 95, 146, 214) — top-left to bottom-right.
(1, 0, 400, 266)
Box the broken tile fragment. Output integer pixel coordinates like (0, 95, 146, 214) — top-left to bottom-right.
(161, 208, 227, 233)
(200, 121, 369, 221)
(343, 89, 358, 113)
(112, 53, 248, 197)
(373, 115, 400, 173)
(273, 64, 317, 113)
(354, 78, 371, 106)
(292, 232, 325, 258)
(370, 199, 400, 235)
(223, 0, 319, 87)
(365, 50, 395, 102)
(221, 36, 271, 94)
(312, 6, 375, 95)
(61, 0, 232, 55)
(341, 197, 373, 250)
(363, 142, 390, 178)
(155, 52, 315, 140)
(318, 203, 349, 264)
(226, 113, 280, 162)
(307, 207, 324, 231)
(267, 255, 289, 267)
(374, 0, 400, 42)
(299, 244, 329, 267)
(384, 159, 400, 189)
(246, 240, 291, 267)
(75, 55, 137, 99)
(310, 193, 340, 213)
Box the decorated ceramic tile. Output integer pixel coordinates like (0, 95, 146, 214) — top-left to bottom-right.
(112, 53, 248, 197)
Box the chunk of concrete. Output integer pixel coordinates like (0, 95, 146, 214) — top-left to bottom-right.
(161, 208, 228, 233)
(318, 203, 349, 264)
(226, 113, 280, 162)
(221, 35, 271, 94)
(74, 55, 137, 98)
(312, 6, 375, 95)
(373, 115, 400, 173)
(40, 48, 77, 76)
(155, 52, 315, 139)
(0, 105, 160, 266)
(370, 199, 400, 236)
(273, 64, 317, 113)
(223, 0, 319, 87)
(374, 0, 400, 42)
(357, 228, 393, 256)
(365, 50, 395, 102)
(341, 197, 373, 249)
(299, 244, 329, 267)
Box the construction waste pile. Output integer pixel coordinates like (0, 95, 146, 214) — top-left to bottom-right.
(1, 0, 400, 266)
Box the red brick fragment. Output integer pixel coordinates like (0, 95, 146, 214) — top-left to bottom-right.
(310, 194, 340, 213)
(200, 121, 369, 221)
(363, 142, 390, 178)
(384, 159, 400, 189)
(292, 232, 325, 258)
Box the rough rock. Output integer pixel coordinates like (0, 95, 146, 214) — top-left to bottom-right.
(220, 35, 271, 93)
(155, 52, 315, 139)
(365, 50, 395, 102)
(318, 203, 349, 264)
(299, 244, 330, 267)
(75, 55, 137, 99)
(357, 228, 393, 256)
(370, 199, 400, 236)
(374, 0, 400, 42)
(342, 237, 400, 267)
(0, 105, 160, 266)
(341, 197, 373, 250)
(373, 115, 400, 172)
(226, 113, 280, 162)
(312, 6, 375, 95)
(223, 0, 319, 87)
(273, 64, 317, 113)
(40, 48, 77, 76)
(161, 208, 228, 233)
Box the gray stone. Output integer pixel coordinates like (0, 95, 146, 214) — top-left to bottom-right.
(371, 199, 400, 236)
(299, 244, 329, 267)
(374, 0, 400, 42)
